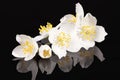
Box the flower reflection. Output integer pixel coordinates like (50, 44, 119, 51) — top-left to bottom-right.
(38, 55, 56, 74)
(13, 46, 105, 80)
(15, 59, 38, 80)
(69, 46, 105, 68)
(58, 55, 73, 72)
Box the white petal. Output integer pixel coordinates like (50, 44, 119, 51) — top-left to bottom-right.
(76, 3, 84, 17)
(59, 14, 76, 29)
(33, 35, 47, 42)
(76, 3, 84, 25)
(82, 13, 97, 26)
(24, 44, 38, 61)
(24, 54, 35, 61)
(39, 45, 52, 59)
(60, 14, 74, 23)
(32, 39, 39, 54)
(59, 22, 75, 34)
(16, 34, 21, 43)
(56, 17, 67, 29)
(48, 28, 58, 43)
(40, 32, 49, 37)
(16, 34, 31, 44)
(12, 45, 25, 58)
(67, 33, 82, 52)
(81, 40, 95, 50)
(95, 26, 108, 42)
(52, 44, 67, 59)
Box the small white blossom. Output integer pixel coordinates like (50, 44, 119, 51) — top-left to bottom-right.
(39, 45, 52, 59)
(12, 34, 38, 61)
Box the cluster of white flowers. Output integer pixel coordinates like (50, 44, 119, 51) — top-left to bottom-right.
(12, 3, 107, 61)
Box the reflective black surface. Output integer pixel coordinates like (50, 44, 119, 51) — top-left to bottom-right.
(1, 0, 120, 80)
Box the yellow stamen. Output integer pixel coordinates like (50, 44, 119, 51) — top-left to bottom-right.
(43, 49, 50, 57)
(68, 15, 76, 23)
(22, 40, 34, 54)
(80, 26, 96, 41)
(56, 32, 71, 47)
(39, 22, 52, 33)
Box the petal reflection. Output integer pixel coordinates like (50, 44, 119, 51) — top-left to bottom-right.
(38, 59, 56, 75)
(17, 59, 38, 80)
(58, 55, 73, 72)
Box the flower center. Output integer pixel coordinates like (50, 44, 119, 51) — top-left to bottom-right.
(56, 32, 71, 47)
(43, 49, 50, 57)
(80, 26, 96, 41)
(39, 22, 52, 33)
(22, 40, 34, 54)
(68, 15, 76, 23)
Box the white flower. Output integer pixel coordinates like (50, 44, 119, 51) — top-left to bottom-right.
(75, 3, 108, 50)
(39, 45, 52, 59)
(12, 34, 38, 61)
(58, 3, 108, 50)
(48, 25, 82, 59)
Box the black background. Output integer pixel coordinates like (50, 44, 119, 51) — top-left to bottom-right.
(1, 0, 120, 80)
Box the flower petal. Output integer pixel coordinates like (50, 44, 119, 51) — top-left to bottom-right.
(76, 3, 84, 24)
(67, 33, 82, 52)
(16, 34, 31, 44)
(33, 35, 47, 42)
(81, 40, 95, 50)
(24, 52, 36, 61)
(82, 13, 97, 26)
(76, 3, 84, 17)
(12, 45, 25, 58)
(48, 28, 58, 44)
(95, 26, 108, 42)
(60, 14, 75, 23)
(59, 22, 75, 34)
(55, 17, 68, 29)
(52, 44, 67, 59)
